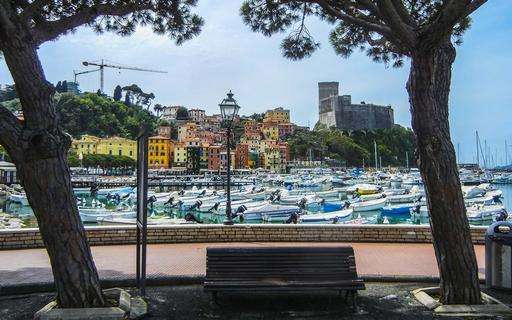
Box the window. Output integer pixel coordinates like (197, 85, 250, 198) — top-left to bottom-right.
(119, 150, 122, 156)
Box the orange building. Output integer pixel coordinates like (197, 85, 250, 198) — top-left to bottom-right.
(235, 143, 249, 169)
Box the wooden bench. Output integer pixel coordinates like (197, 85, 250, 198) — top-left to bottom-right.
(204, 246, 365, 307)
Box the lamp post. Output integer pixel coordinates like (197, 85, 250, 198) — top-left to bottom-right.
(219, 90, 240, 225)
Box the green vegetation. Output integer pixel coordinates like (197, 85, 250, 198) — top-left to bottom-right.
(0, 98, 21, 112)
(0, 84, 17, 102)
(56, 92, 158, 140)
(0, 145, 10, 162)
(287, 125, 415, 167)
(68, 152, 135, 169)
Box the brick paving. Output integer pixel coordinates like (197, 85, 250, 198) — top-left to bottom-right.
(0, 242, 485, 288)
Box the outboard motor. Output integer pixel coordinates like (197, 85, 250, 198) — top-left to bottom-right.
(332, 217, 339, 224)
(148, 195, 157, 204)
(178, 189, 185, 196)
(496, 209, 508, 222)
(412, 204, 421, 214)
(199, 189, 207, 197)
(184, 213, 203, 224)
(381, 193, 386, 199)
(234, 205, 248, 216)
(343, 201, 351, 209)
(493, 194, 503, 203)
(164, 197, 174, 206)
(189, 200, 202, 211)
(416, 195, 423, 202)
(90, 184, 99, 198)
(208, 202, 220, 212)
(319, 198, 326, 205)
(285, 212, 299, 224)
(297, 198, 307, 209)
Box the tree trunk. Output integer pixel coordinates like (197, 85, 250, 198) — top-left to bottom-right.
(407, 40, 481, 305)
(0, 30, 105, 308)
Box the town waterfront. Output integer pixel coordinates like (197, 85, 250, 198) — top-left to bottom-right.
(2, 169, 511, 229)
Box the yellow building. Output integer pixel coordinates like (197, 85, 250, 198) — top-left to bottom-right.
(263, 147, 283, 172)
(72, 135, 100, 156)
(148, 136, 172, 168)
(72, 135, 137, 160)
(262, 125, 279, 140)
(259, 139, 278, 154)
(263, 107, 290, 124)
(173, 142, 188, 167)
(96, 137, 137, 160)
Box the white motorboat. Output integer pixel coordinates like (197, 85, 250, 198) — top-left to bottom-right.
(300, 208, 353, 224)
(351, 197, 387, 212)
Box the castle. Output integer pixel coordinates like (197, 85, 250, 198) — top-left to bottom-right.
(318, 82, 394, 131)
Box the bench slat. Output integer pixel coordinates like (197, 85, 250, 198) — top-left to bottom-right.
(204, 246, 364, 294)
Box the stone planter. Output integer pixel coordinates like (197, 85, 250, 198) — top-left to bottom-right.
(34, 288, 147, 320)
(412, 287, 512, 317)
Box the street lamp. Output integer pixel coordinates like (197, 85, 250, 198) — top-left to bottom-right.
(219, 90, 240, 225)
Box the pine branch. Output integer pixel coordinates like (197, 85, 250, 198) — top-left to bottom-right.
(31, 3, 152, 44)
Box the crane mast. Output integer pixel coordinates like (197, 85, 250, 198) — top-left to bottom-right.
(81, 59, 167, 93)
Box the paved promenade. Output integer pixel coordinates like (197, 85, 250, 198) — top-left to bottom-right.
(0, 242, 486, 290)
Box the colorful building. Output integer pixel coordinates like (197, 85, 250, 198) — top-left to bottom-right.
(157, 125, 172, 138)
(278, 123, 295, 139)
(188, 108, 206, 123)
(96, 137, 137, 159)
(148, 136, 172, 168)
(235, 143, 249, 169)
(208, 145, 221, 171)
(173, 142, 187, 167)
(263, 147, 283, 172)
(186, 146, 201, 174)
(178, 122, 198, 142)
(262, 124, 279, 140)
(263, 107, 290, 124)
(72, 135, 100, 156)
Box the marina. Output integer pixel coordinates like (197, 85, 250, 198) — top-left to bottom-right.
(1, 168, 510, 229)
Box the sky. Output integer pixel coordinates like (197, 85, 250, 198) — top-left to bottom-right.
(1, 1, 511, 165)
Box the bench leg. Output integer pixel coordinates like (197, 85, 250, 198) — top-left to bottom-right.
(212, 291, 219, 306)
(351, 291, 358, 310)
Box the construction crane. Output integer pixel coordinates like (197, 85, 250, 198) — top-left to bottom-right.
(82, 59, 167, 93)
(73, 68, 101, 83)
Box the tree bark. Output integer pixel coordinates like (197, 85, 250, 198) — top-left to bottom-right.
(407, 40, 481, 305)
(0, 27, 105, 308)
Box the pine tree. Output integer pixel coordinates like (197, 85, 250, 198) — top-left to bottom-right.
(241, 0, 488, 305)
(0, 0, 203, 308)
(113, 85, 122, 101)
(124, 92, 131, 106)
(55, 81, 62, 93)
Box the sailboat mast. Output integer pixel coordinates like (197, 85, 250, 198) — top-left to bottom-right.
(506, 140, 508, 165)
(476, 131, 480, 167)
(374, 140, 378, 170)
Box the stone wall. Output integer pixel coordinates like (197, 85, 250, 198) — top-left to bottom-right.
(0, 224, 487, 250)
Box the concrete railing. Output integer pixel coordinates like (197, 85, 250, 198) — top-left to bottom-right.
(0, 224, 488, 250)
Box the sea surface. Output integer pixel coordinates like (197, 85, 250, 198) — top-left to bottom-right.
(3, 183, 512, 228)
